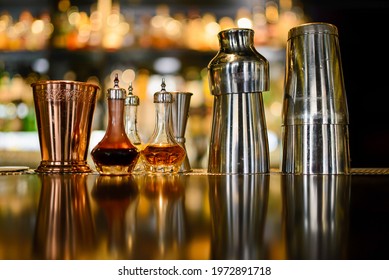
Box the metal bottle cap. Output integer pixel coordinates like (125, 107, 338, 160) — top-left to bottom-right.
(125, 82, 140, 106)
(153, 78, 173, 103)
(107, 73, 126, 100)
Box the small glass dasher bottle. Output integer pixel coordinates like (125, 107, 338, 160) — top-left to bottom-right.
(141, 79, 186, 173)
(91, 74, 140, 175)
(124, 82, 144, 173)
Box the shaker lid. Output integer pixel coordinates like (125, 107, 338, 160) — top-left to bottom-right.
(288, 22, 338, 40)
(218, 28, 254, 50)
(107, 73, 126, 99)
(208, 27, 269, 95)
(125, 82, 140, 106)
(153, 78, 173, 103)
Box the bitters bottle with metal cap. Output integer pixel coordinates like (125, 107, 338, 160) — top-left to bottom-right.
(91, 74, 140, 175)
(124, 82, 144, 173)
(141, 79, 186, 173)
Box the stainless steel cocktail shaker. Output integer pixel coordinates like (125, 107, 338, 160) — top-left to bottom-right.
(207, 28, 270, 174)
(281, 22, 350, 174)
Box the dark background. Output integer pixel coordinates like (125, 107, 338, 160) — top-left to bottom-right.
(301, 0, 389, 167)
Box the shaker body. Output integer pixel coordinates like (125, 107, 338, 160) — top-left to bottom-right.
(207, 28, 270, 174)
(208, 92, 269, 173)
(281, 22, 350, 174)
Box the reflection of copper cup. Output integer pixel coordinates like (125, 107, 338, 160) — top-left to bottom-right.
(33, 174, 96, 259)
(31, 80, 100, 173)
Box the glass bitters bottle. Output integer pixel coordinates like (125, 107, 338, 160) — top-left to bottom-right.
(124, 82, 144, 173)
(141, 79, 186, 173)
(91, 74, 140, 175)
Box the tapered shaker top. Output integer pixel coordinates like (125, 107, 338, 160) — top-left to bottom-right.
(283, 22, 348, 125)
(218, 28, 255, 52)
(288, 22, 338, 40)
(208, 28, 269, 95)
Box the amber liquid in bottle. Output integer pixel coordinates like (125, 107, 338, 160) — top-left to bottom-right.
(92, 148, 139, 166)
(142, 144, 185, 166)
(141, 80, 185, 173)
(91, 75, 139, 175)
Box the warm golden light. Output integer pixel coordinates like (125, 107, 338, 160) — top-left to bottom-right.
(31, 20, 44, 34)
(122, 69, 136, 84)
(237, 17, 253, 28)
(266, 1, 280, 23)
(219, 16, 235, 30)
(0, 0, 307, 52)
(68, 11, 81, 26)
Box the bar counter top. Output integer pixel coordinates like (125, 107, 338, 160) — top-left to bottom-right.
(1, 168, 389, 260)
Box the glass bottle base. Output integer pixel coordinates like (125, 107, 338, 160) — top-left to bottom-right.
(91, 147, 139, 175)
(94, 165, 135, 175)
(143, 164, 181, 173)
(141, 144, 185, 174)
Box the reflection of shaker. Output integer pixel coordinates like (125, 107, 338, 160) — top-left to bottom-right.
(208, 174, 269, 259)
(281, 174, 351, 259)
(207, 28, 270, 174)
(281, 22, 350, 174)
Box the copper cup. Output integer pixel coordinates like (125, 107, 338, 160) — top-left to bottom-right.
(31, 80, 100, 173)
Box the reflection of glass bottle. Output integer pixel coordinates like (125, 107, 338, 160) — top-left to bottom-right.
(141, 79, 185, 173)
(91, 74, 139, 175)
(137, 174, 186, 259)
(92, 175, 139, 259)
(124, 83, 144, 173)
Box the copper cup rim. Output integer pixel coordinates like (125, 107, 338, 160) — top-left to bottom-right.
(31, 80, 100, 90)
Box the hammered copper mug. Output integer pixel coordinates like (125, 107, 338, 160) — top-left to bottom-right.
(31, 80, 100, 173)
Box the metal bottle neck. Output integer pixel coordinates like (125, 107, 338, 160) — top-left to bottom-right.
(219, 28, 254, 52)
